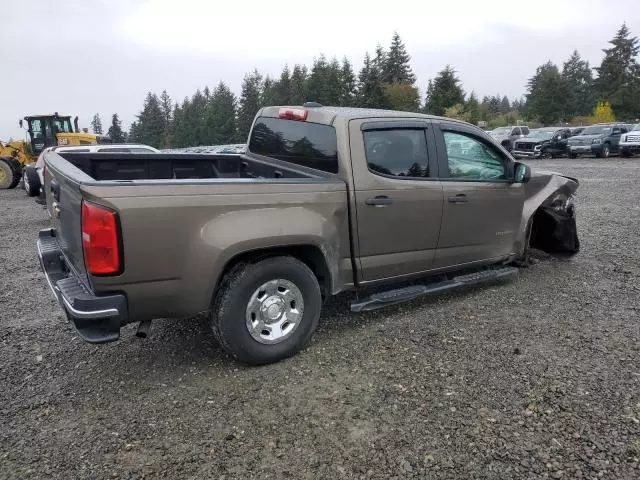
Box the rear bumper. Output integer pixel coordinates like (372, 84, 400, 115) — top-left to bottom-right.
(37, 228, 127, 343)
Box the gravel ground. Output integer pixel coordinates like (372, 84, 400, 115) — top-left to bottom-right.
(1, 158, 639, 479)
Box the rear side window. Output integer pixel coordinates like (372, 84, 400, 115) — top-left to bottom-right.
(363, 129, 429, 178)
(248, 117, 338, 173)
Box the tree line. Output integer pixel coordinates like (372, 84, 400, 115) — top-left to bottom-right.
(90, 24, 640, 148)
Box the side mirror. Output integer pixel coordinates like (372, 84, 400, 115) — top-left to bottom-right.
(19, 119, 23, 129)
(514, 162, 531, 183)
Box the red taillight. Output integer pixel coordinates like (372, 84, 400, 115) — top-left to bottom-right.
(278, 108, 308, 121)
(81, 201, 120, 275)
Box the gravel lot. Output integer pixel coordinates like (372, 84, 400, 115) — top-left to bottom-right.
(1, 158, 639, 479)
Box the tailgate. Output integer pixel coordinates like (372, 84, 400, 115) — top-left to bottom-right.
(44, 152, 95, 284)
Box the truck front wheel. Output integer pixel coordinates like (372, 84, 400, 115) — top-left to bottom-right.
(210, 256, 322, 365)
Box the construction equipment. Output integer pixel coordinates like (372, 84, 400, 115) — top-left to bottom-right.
(0, 113, 111, 189)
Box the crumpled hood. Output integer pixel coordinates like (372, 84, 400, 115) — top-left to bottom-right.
(531, 169, 579, 189)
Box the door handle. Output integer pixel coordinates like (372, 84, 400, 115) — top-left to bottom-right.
(448, 193, 468, 204)
(365, 195, 393, 206)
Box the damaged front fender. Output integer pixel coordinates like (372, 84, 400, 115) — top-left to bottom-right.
(514, 170, 580, 257)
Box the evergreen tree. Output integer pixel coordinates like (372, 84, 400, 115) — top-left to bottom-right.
(499, 95, 511, 114)
(424, 65, 465, 116)
(382, 32, 416, 84)
(289, 64, 308, 105)
(356, 52, 386, 108)
(324, 57, 343, 105)
(128, 121, 140, 143)
(204, 82, 237, 144)
(339, 57, 357, 106)
(307, 55, 329, 104)
(135, 92, 165, 148)
(594, 24, 640, 120)
(107, 113, 125, 143)
(465, 91, 480, 125)
(159, 90, 173, 147)
(562, 50, 594, 118)
(273, 65, 292, 105)
(526, 61, 569, 124)
(90, 113, 103, 134)
(237, 70, 263, 141)
(261, 76, 278, 106)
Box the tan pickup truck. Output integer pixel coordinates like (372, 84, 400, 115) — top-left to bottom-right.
(37, 104, 579, 364)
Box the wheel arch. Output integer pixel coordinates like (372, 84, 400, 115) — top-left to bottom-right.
(211, 244, 333, 305)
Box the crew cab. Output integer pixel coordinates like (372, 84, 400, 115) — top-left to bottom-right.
(566, 123, 631, 158)
(512, 127, 572, 159)
(37, 105, 579, 365)
(620, 124, 640, 157)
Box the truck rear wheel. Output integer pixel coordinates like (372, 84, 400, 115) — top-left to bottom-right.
(210, 256, 322, 365)
(23, 165, 41, 197)
(0, 159, 20, 189)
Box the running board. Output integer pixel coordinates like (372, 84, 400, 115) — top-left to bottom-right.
(350, 267, 519, 313)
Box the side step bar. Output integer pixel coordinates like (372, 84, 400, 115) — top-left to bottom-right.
(350, 266, 519, 313)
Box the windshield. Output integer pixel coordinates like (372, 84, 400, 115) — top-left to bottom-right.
(632, 124, 640, 132)
(526, 129, 556, 140)
(581, 125, 611, 135)
(490, 127, 511, 135)
(53, 118, 74, 133)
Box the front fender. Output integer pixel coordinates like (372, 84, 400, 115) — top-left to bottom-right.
(514, 171, 579, 256)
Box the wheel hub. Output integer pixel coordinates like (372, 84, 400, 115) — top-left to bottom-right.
(245, 279, 304, 345)
(262, 296, 285, 323)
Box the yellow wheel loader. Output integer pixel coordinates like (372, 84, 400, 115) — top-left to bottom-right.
(0, 113, 111, 189)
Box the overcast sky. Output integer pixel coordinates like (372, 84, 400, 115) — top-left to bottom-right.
(2, 0, 638, 139)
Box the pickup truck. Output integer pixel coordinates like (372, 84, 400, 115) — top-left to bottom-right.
(512, 127, 572, 159)
(37, 105, 580, 365)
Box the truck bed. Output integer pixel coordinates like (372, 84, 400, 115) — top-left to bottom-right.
(57, 152, 323, 182)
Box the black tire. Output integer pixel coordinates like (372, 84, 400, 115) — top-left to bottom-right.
(620, 150, 631, 158)
(0, 159, 20, 190)
(569, 153, 578, 159)
(211, 256, 322, 365)
(23, 165, 40, 197)
(541, 150, 553, 159)
(598, 143, 610, 158)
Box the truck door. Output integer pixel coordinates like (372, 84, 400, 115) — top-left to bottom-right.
(432, 122, 524, 268)
(348, 119, 444, 283)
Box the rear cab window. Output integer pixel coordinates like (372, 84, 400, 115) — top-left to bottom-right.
(248, 117, 338, 173)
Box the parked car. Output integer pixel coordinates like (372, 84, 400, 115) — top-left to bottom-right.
(620, 124, 640, 157)
(569, 127, 585, 137)
(24, 143, 160, 202)
(488, 125, 531, 151)
(512, 127, 572, 159)
(566, 123, 632, 158)
(37, 105, 579, 365)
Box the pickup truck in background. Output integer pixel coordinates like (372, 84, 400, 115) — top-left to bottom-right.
(512, 127, 572, 159)
(620, 123, 640, 157)
(37, 105, 579, 365)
